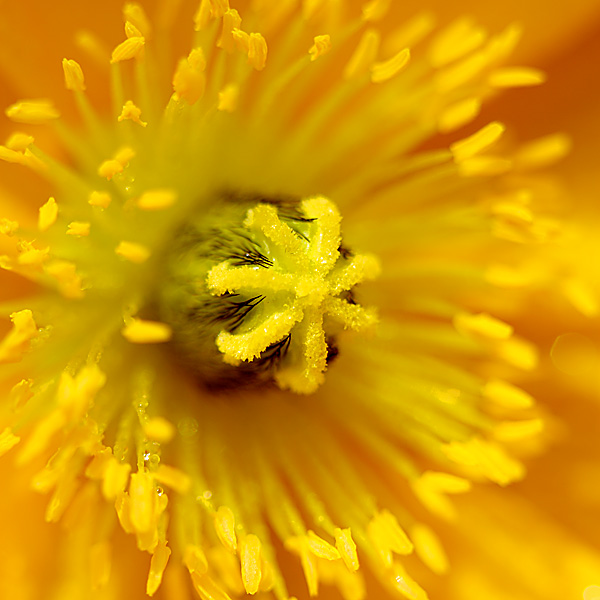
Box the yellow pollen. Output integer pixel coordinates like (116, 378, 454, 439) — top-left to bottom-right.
(217, 84, 239, 112)
(0, 428, 20, 457)
(124, 3, 151, 37)
(0, 310, 38, 364)
(371, 47, 410, 83)
(38, 196, 58, 232)
(88, 190, 112, 208)
(488, 66, 546, 88)
(122, 318, 172, 343)
(247, 33, 268, 71)
(118, 100, 147, 126)
(125, 20, 143, 39)
(207, 197, 378, 393)
(111, 36, 145, 63)
(115, 241, 151, 263)
(240, 534, 262, 594)
(5, 132, 34, 151)
(344, 29, 380, 79)
(137, 189, 178, 210)
(62, 58, 86, 92)
(450, 121, 506, 162)
(5, 99, 60, 124)
(173, 48, 207, 104)
(218, 9, 242, 53)
(362, 0, 391, 22)
(454, 311, 513, 340)
(66, 221, 91, 237)
(309, 35, 332, 61)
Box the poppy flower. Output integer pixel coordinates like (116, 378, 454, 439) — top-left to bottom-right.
(1, 1, 599, 599)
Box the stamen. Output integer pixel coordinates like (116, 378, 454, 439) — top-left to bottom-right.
(0, 428, 20, 457)
(218, 9, 242, 53)
(214, 506, 238, 553)
(88, 191, 112, 208)
(146, 541, 171, 596)
(482, 379, 534, 410)
(111, 36, 146, 63)
(488, 66, 546, 88)
(248, 33, 268, 71)
(122, 318, 172, 343)
(115, 241, 150, 263)
(429, 17, 486, 68)
(136, 189, 178, 210)
(438, 97, 481, 133)
(371, 47, 410, 83)
(0, 309, 38, 364)
(5, 132, 34, 151)
(453, 311, 513, 340)
(344, 29, 380, 79)
(38, 197, 58, 232)
(62, 59, 86, 92)
(65, 222, 90, 237)
(362, 0, 391, 22)
(240, 534, 262, 594)
(450, 122, 505, 162)
(118, 100, 148, 126)
(143, 417, 176, 443)
(306, 531, 340, 560)
(217, 84, 239, 112)
(309, 35, 331, 61)
(173, 48, 207, 104)
(123, 3, 152, 38)
(5, 99, 60, 124)
(411, 523, 449, 575)
(334, 528, 359, 572)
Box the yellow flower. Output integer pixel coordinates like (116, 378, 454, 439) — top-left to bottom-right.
(1, 2, 600, 600)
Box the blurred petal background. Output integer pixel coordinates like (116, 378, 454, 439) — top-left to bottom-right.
(0, 1, 600, 599)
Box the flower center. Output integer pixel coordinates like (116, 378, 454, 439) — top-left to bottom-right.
(159, 193, 380, 394)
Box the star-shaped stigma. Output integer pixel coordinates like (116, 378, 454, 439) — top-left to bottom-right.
(206, 196, 380, 393)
